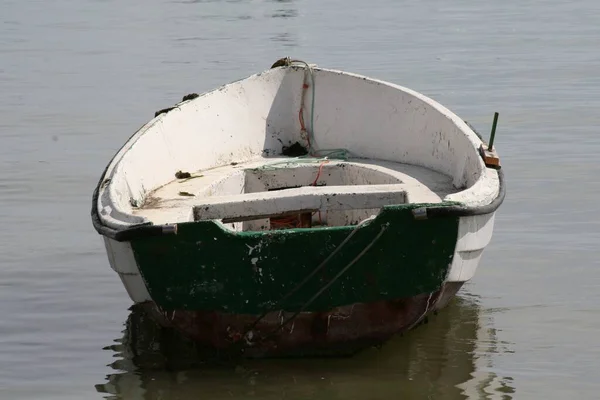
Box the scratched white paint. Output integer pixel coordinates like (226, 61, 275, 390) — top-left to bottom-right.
(446, 213, 496, 282)
(96, 63, 502, 300)
(246, 241, 264, 256)
(103, 237, 151, 302)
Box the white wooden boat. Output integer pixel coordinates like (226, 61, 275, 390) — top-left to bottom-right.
(91, 57, 505, 358)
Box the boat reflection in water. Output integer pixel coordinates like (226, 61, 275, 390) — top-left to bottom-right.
(96, 291, 515, 399)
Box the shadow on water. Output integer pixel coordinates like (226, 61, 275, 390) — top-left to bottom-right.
(95, 293, 515, 399)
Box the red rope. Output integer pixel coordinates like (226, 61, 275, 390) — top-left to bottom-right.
(312, 160, 328, 186)
(270, 215, 302, 229)
(299, 82, 311, 149)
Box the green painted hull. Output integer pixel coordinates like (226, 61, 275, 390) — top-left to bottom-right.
(130, 204, 459, 315)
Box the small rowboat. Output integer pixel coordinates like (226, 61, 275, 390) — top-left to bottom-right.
(91, 57, 505, 358)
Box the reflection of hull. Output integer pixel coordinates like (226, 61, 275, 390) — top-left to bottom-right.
(96, 292, 514, 399)
(141, 281, 464, 358)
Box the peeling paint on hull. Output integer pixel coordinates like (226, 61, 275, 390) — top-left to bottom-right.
(130, 207, 460, 314)
(141, 282, 463, 358)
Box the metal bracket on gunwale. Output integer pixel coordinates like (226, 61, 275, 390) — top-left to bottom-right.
(161, 224, 178, 235)
(412, 207, 428, 220)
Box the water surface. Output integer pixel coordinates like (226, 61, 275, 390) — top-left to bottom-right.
(1, 0, 599, 398)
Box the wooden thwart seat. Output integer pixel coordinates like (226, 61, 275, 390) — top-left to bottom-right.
(133, 158, 456, 226)
(192, 184, 408, 223)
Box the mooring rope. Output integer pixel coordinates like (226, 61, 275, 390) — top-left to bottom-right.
(239, 215, 378, 342)
(261, 221, 389, 342)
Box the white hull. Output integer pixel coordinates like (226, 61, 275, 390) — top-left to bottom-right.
(103, 237, 151, 303)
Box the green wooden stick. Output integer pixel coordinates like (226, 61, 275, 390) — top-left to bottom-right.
(489, 112, 499, 150)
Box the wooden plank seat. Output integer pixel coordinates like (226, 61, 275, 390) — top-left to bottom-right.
(191, 184, 408, 222)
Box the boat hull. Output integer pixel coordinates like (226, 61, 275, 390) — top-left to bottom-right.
(101, 207, 497, 358)
(138, 281, 464, 358)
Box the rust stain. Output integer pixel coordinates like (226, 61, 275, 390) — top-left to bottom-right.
(146, 282, 464, 358)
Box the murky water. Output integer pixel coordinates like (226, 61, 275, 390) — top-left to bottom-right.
(2, 0, 599, 398)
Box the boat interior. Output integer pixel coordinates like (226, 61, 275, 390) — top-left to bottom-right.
(132, 156, 459, 232)
(101, 65, 494, 233)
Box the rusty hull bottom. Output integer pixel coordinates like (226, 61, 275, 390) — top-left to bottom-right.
(142, 281, 464, 359)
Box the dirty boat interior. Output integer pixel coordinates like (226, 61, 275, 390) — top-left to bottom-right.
(112, 60, 488, 234)
(134, 156, 459, 232)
